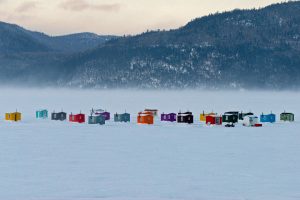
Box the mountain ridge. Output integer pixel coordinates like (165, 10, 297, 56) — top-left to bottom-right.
(0, 1, 299, 89)
(0, 21, 117, 53)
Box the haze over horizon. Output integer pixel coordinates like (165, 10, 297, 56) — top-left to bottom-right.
(0, 0, 289, 36)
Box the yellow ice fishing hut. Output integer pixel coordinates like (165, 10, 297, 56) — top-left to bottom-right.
(5, 112, 22, 122)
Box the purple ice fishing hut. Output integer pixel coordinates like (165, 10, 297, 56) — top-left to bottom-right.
(161, 113, 177, 122)
(101, 112, 111, 120)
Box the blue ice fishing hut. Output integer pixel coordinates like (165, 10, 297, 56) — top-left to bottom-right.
(36, 109, 48, 119)
(260, 113, 276, 123)
(114, 113, 130, 123)
(88, 115, 105, 125)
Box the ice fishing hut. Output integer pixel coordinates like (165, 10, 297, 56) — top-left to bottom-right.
(89, 115, 105, 125)
(137, 111, 154, 125)
(114, 113, 130, 123)
(5, 111, 22, 122)
(51, 111, 67, 121)
(280, 112, 295, 122)
(200, 111, 216, 122)
(101, 112, 110, 120)
(242, 115, 262, 127)
(177, 112, 194, 124)
(69, 113, 85, 123)
(260, 113, 276, 123)
(206, 115, 222, 125)
(222, 112, 239, 123)
(88, 109, 105, 125)
(161, 113, 177, 122)
(36, 109, 48, 119)
(239, 112, 254, 120)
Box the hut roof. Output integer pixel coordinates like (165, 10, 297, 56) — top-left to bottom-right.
(241, 112, 254, 115)
(139, 111, 153, 116)
(178, 112, 193, 116)
(225, 111, 239, 115)
(162, 113, 176, 115)
(145, 109, 158, 111)
(11, 112, 21, 114)
(223, 113, 237, 116)
(207, 115, 221, 118)
(281, 112, 294, 115)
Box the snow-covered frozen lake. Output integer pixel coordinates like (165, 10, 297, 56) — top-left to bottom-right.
(0, 89, 299, 200)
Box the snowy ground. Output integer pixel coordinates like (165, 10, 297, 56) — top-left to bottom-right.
(0, 89, 299, 200)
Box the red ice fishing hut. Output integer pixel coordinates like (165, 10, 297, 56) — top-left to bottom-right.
(206, 115, 222, 125)
(69, 113, 85, 123)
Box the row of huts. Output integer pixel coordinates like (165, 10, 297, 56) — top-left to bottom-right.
(50, 109, 130, 125)
(198, 111, 294, 127)
(4, 109, 295, 127)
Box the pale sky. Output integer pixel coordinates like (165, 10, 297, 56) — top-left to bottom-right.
(0, 0, 288, 36)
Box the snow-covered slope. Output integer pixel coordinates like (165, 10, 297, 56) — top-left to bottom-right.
(1, 2, 300, 89)
(0, 89, 299, 200)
